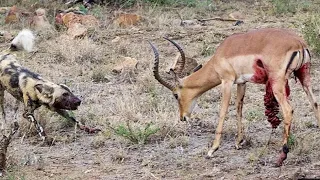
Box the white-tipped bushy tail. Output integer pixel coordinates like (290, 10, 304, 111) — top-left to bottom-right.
(10, 29, 35, 53)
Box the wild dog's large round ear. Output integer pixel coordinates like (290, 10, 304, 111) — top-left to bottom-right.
(35, 84, 53, 94)
(35, 84, 44, 93)
(59, 84, 71, 92)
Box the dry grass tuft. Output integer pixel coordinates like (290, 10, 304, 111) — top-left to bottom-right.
(44, 35, 104, 64)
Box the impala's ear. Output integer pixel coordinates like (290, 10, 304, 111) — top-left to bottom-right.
(169, 68, 176, 76)
(169, 68, 181, 85)
(193, 64, 202, 72)
(169, 68, 179, 79)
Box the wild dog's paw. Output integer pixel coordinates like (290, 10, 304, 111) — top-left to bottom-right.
(40, 136, 55, 146)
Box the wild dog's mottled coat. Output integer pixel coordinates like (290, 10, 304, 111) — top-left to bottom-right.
(0, 55, 101, 141)
(0, 53, 86, 138)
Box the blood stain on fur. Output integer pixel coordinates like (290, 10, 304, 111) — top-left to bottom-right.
(250, 59, 268, 84)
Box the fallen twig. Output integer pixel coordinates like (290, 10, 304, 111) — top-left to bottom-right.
(197, 17, 240, 22)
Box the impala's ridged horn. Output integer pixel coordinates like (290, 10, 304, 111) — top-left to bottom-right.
(148, 41, 175, 91)
(163, 37, 186, 78)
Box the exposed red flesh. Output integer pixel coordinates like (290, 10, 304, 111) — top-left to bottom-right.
(250, 59, 268, 84)
(79, 125, 101, 133)
(294, 62, 311, 86)
(264, 80, 281, 128)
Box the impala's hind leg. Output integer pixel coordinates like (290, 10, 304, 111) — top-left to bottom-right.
(271, 79, 293, 167)
(235, 83, 246, 149)
(294, 63, 320, 126)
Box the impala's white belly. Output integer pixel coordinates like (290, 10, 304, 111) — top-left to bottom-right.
(235, 74, 254, 84)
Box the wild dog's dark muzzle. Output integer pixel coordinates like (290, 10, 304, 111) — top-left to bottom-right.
(74, 98, 81, 107)
(69, 97, 81, 110)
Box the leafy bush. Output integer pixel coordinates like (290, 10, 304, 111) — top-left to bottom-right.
(271, 0, 298, 15)
(113, 121, 160, 144)
(303, 15, 320, 56)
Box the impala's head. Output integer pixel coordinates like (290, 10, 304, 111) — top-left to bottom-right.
(149, 38, 199, 121)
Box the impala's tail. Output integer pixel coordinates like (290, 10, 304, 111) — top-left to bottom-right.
(10, 29, 35, 53)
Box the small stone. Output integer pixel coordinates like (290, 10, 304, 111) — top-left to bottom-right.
(114, 13, 141, 27)
(67, 23, 87, 39)
(229, 11, 245, 20)
(5, 6, 19, 24)
(112, 57, 138, 73)
(30, 8, 53, 31)
(111, 36, 121, 43)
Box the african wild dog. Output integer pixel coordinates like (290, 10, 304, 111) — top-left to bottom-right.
(0, 29, 100, 140)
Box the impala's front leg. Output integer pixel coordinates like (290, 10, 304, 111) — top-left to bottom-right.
(207, 80, 233, 157)
(235, 83, 246, 149)
(272, 81, 293, 167)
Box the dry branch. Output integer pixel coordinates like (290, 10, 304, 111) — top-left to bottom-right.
(197, 17, 240, 22)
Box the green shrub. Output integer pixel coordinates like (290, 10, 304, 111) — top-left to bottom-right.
(113, 121, 160, 144)
(271, 0, 298, 15)
(288, 133, 296, 148)
(303, 15, 320, 56)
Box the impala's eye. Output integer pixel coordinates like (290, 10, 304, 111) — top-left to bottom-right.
(173, 94, 178, 100)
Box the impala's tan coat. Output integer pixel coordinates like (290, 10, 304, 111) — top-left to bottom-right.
(150, 28, 320, 166)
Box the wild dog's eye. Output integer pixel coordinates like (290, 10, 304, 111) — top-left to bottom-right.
(173, 94, 178, 100)
(62, 92, 69, 97)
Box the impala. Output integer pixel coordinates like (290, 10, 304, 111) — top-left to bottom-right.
(149, 28, 320, 166)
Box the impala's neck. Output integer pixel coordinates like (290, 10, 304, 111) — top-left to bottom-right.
(181, 62, 221, 97)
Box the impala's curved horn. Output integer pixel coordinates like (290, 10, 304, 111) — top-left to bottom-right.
(148, 41, 175, 91)
(163, 37, 186, 77)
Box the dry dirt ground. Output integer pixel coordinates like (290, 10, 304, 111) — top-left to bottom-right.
(1, 1, 320, 179)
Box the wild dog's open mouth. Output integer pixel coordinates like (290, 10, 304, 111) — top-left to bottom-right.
(69, 106, 79, 110)
(54, 102, 80, 110)
(53, 97, 81, 110)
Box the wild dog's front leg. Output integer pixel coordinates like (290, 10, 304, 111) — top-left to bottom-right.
(23, 96, 45, 140)
(55, 109, 101, 133)
(22, 110, 46, 140)
(0, 87, 6, 130)
(235, 83, 246, 150)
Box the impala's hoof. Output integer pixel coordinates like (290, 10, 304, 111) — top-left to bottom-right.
(44, 136, 55, 146)
(206, 147, 219, 159)
(275, 145, 289, 167)
(235, 139, 247, 150)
